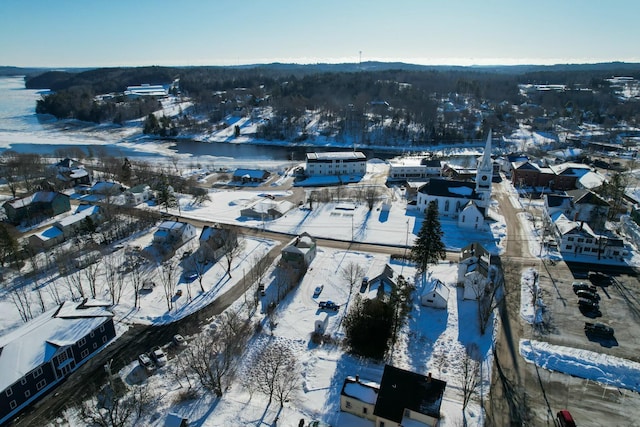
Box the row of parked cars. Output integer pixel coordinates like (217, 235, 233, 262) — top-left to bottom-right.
(572, 279, 615, 339)
(138, 334, 187, 372)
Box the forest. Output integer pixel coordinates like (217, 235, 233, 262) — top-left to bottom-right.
(24, 62, 640, 145)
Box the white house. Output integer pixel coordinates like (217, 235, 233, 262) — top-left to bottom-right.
(125, 184, 153, 206)
(153, 221, 197, 249)
(421, 278, 450, 309)
(305, 151, 367, 177)
(458, 200, 485, 230)
(388, 157, 442, 181)
(550, 212, 625, 260)
(458, 242, 492, 300)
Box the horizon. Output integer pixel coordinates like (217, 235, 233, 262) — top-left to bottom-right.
(2, 1, 640, 69)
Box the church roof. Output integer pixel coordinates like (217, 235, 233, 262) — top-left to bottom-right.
(418, 178, 479, 199)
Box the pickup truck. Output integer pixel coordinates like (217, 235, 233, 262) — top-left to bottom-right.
(584, 322, 614, 338)
(318, 300, 340, 311)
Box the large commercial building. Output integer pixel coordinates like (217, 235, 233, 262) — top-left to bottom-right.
(305, 151, 367, 176)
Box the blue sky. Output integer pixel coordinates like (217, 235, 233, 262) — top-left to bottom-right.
(1, 0, 639, 67)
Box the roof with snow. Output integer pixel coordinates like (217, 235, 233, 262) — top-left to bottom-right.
(551, 212, 596, 237)
(418, 178, 478, 199)
(5, 191, 65, 209)
(546, 194, 573, 208)
(0, 300, 113, 391)
(232, 169, 270, 179)
(374, 364, 446, 422)
(55, 205, 100, 228)
(422, 278, 450, 300)
(306, 151, 366, 161)
(341, 376, 380, 405)
(566, 189, 610, 207)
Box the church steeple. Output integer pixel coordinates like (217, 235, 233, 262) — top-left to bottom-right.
(475, 130, 493, 209)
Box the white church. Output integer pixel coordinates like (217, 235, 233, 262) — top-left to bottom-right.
(416, 131, 494, 230)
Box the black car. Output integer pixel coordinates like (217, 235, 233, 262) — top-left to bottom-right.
(318, 300, 339, 311)
(576, 289, 600, 301)
(572, 281, 597, 294)
(589, 272, 612, 286)
(578, 297, 599, 310)
(584, 322, 614, 338)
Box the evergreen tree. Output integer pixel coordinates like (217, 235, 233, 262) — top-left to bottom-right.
(411, 200, 446, 273)
(0, 224, 19, 267)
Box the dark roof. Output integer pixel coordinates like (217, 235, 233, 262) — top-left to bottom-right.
(417, 178, 478, 199)
(373, 365, 446, 423)
(460, 242, 490, 262)
(546, 194, 572, 208)
(565, 189, 610, 206)
(233, 168, 270, 179)
(513, 161, 540, 171)
(420, 158, 442, 167)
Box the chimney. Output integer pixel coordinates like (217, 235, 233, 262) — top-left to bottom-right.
(355, 375, 360, 383)
(427, 372, 432, 383)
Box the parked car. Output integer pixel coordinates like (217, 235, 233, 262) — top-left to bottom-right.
(138, 353, 155, 371)
(149, 346, 168, 367)
(576, 289, 600, 301)
(258, 283, 265, 296)
(318, 300, 339, 311)
(313, 285, 324, 298)
(556, 409, 576, 427)
(578, 298, 599, 310)
(584, 322, 614, 338)
(589, 271, 612, 285)
(572, 281, 597, 294)
(173, 334, 187, 347)
(175, 289, 183, 297)
(181, 250, 192, 260)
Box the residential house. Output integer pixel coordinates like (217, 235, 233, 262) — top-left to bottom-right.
(197, 225, 237, 262)
(240, 199, 294, 220)
(374, 365, 446, 427)
(340, 375, 379, 422)
(458, 242, 493, 300)
(0, 299, 116, 425)
(550, 212, 624, 260)
(29, 205, 101, 249)
(340, 365, 446, 427)
(3, 191, 71, 225)
(565, 189, 610, 231)
(421, 278, 450, 309)
(305, 151, 367, 177)
(125, 184, 153, 206)
(153, 221, 197, 249)
(366, 264, 398, 300)
(280, 232, 317, 270)
(231, 169, 270, 184)
(47, 158, 91, 188)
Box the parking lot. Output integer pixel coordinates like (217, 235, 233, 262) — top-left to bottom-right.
(525, 259, 640, 425)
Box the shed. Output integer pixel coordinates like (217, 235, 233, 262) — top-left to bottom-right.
(314, 313, 329, 334)
(421, 279, 450, 309)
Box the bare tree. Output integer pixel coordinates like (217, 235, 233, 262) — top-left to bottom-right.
(247, 340, 300, 407)
(159, 259, 178, 311)
(104, 256, 126, 304)
(64, 269, 85, 300)
(222, 229, 244, 278)
(461, 343, 481, 410)
(10, 280, 33, 322)
(185, 308, 250, 396)
(127, 255, 145, 309)
(46, 281, 63, 305)
(79, 384, 156, 427)
(364, 185, 381, 211)
(83, 259, 102, 298)
(341, 262, 365, 312)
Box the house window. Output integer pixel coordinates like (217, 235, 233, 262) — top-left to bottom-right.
(36, 379, 46, 391)
(379, 422, 385, 427)
(6, 387, 13, 397)
(93, 343, 98, 350)
(99, 325, 105, 333)
(577, 238, 584, 243)
(461, 215, 465, 222)
(81, 349, 89, 358)
(24, 390, 30, 398)
(566, 245, 572, 250)
(586, 239, 593, 244)
(345, 401, 351, 409)
(57, 352, 69, 364)
(363, 407, 367, 414)
(444, 200, 450, 211)
(404, 409, 411, 417)
(427, 299, 434, 303)
(90, 332, 95, 338)
(78, 337, 86, 347)
(33, 367, 43, 378)
(21, 378, 27, 386)
(102, 336, 108, 343)
(568, 237, 574, 241)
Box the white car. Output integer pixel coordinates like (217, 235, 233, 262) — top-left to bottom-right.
(150, 346, 168, 367)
